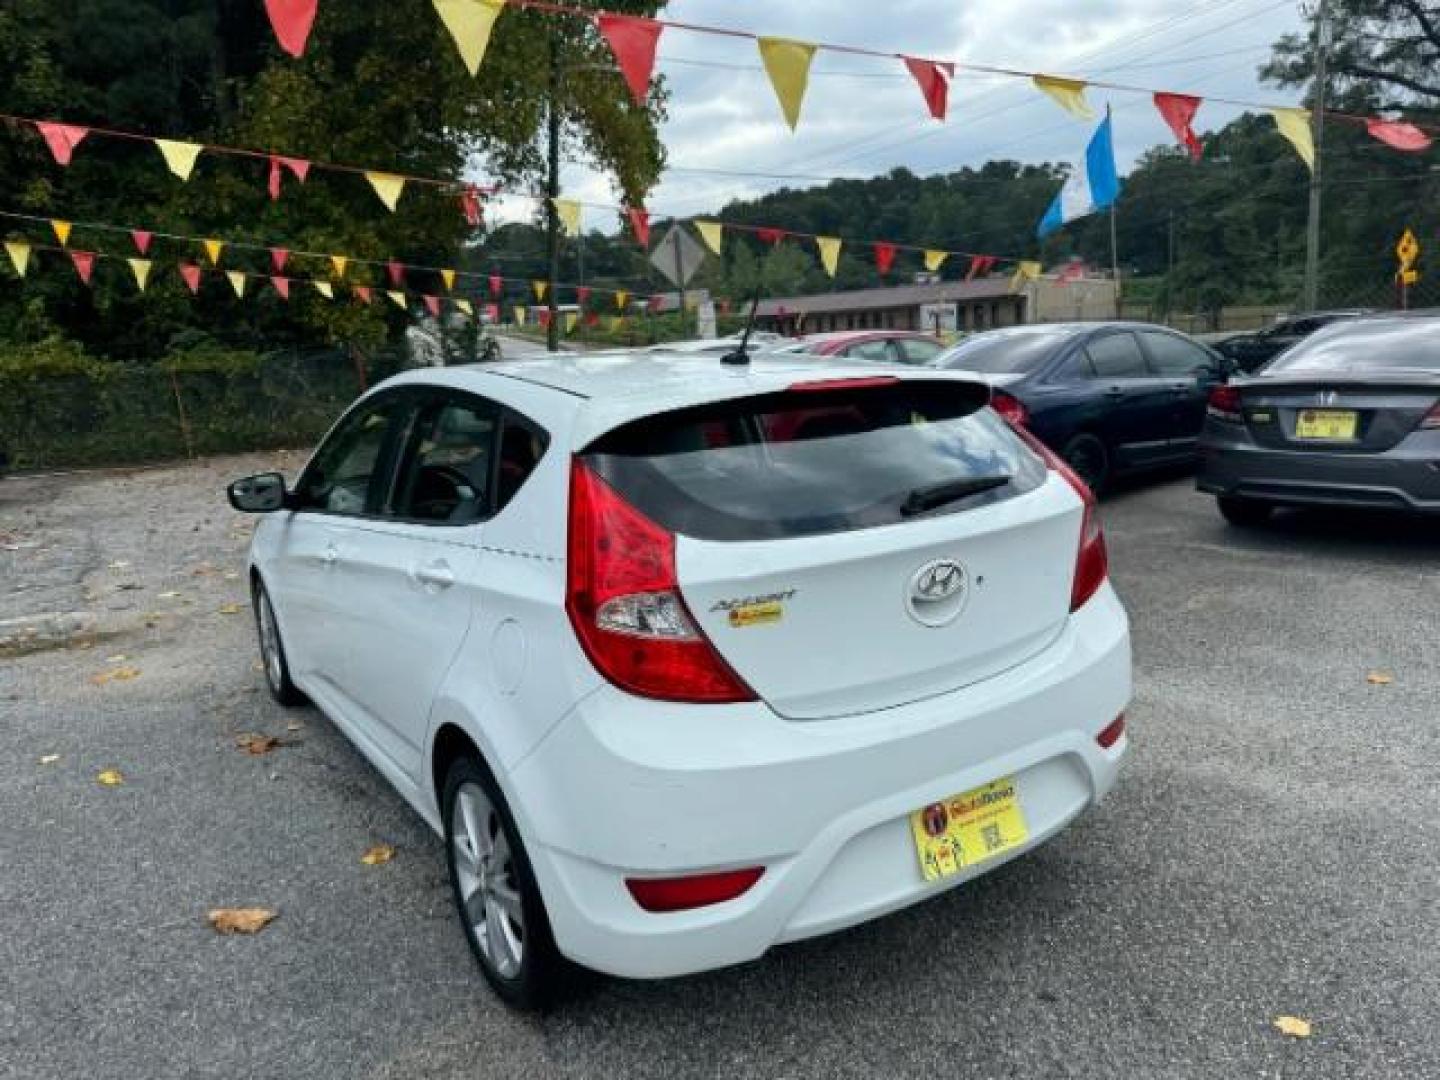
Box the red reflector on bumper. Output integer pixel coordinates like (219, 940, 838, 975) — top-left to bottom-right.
(1096, 714, 1126, 749)
(625, 867, 764, 913)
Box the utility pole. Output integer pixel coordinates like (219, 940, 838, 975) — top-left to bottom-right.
(1302, 0, 1330, 312)
(545, 36, 561, 352)
(1107, 105, 1122, 319)
(672, 221, 687, 338)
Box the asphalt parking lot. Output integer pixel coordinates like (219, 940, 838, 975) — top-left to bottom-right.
(3, 457, 1438, 1079)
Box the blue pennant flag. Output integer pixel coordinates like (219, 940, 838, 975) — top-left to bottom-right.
(1037, 113, 1120, 238)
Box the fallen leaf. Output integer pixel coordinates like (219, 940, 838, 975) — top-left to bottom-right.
(91, 666, 141, 685)
(207, 907, 277, 935)
(191, 562, 217, 577)
(285, 720, 305, 732)
(360, 843, 396, 866)
(218, 603, 243, 615)
(96, 768, 124, 786)
(105, 654, 128, 663)
(157, 591, 182, 600)
(1273, 1015, 1312, 1038)
(250, 659, 265, 673)
(1366, 671, 1394, 685)
(222, 570, 240, 580)
(235, 733, 281, 756)
(39, 754, 61, 765)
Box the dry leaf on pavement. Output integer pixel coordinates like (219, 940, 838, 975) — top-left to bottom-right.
(1273, 1016, 1313, 1038)
(1365, 671, 1394, 685)
(285, 720, 305, 732)
(105, 654, 128, 663)
(39, 754, 61, 765)
(217, 603, 243, 615)
(157, 591, 182, 600)
(91, 666, 141, 686)
(360, 844, 396, 866)
(207, 907, 277, 935)
(96, 769, 124, 786)
(234, 733, 282, 756)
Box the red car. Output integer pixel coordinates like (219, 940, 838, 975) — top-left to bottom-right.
(781, 331, 948, 366)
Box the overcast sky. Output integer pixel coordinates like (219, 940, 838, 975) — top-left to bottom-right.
(489, 0, 1307, 230)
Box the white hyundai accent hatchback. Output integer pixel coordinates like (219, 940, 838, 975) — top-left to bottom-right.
(227, 350, 1131, 1008)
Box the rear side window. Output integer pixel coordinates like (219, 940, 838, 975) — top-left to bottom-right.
(583, 380, 1046, 541)
(1085, 333, 1147, 377)
(896, 338, 945, 365)
(392, 399, 499, 523)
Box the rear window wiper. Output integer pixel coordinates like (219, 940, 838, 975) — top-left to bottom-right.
(900, 475, 1010, 517)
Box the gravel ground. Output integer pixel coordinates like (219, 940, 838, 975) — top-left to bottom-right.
(2, 456, 1437, 1079)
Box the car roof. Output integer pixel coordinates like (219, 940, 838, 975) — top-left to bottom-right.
(801, 330, 935, 343)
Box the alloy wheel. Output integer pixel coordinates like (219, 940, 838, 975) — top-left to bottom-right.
(257, 592, 284, 693)
(450, 781, 526, 978)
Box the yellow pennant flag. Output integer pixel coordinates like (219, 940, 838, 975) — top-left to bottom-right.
(313, 281, 334, 300)
(924, 250, 949, 273)
(694, 220, 724, 256)
(552, 197, 582, 237)
(1270, 108, 1315, 171)
(454, 297, 473, 317)
(226, 271, 246, 298)
(815, 236, 842, 278)
(433, 0, 506, 77)
(128, 258, 152, 291)
(532, 280, 548, 302)
(609, 316, 625, 333)
(203, 239, 224, 266)
(1033, 75, 1096, 120)
(329, 255, 348, 278)
(5, 241, 31, 277)
(366, 172, 407, 212)
(615, 289, 629, 310)
(51, 220, 72, 246)
(441, 268, 456, 291)
(564, 311, 578, 334)
(1009, 260, 1043, 292)
(387, 290, 407, 309)
(154, 139, 204, 181)
(513, 305, 526, 325)
(757, 37, 818, 131)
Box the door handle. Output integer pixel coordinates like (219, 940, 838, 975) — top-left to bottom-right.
(413, 560, 455, 590)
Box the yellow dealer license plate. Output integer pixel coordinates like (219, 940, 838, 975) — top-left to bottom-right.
(1295, 408, 1357, 440)
(910, 777, 1029, 882)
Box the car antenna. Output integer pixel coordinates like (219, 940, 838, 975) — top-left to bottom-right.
(721, 286, 764, 366)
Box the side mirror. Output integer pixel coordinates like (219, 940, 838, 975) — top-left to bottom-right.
(228, 472, 288, 513)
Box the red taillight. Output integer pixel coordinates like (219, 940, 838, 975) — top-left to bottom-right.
(990, 389, 1029, 427)
(1420, 400, 1440, 430)
(565, 459, 757, 703)
(1007, 423, 1108, 612)
(625, 868, 764, 913)
(1207, 385, 1243, 422)
(788, 376, 900, 392)
(1096, 713, 1126, 749)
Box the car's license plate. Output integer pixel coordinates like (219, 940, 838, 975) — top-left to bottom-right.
(909, 776, 1029, 882)
(1295, 408, 1358, 440)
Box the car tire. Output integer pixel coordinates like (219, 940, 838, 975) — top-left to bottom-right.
(1217, 495, 1273, 527)
(1060, 433, 1110, 495)
(442, 755, 564, 1010)
(252, 579, 306, 706)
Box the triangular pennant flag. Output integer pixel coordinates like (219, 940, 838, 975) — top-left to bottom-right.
(267, 155, 311, 199)
(627, 207, 651, 248)
(366, 171, 407, 212)
(757, 37, 818, 131)
(51, 220, 72, 246)
(647, 294, 664, 314)
(513, 305, 526, 325)
(1366, 117, 1432, 152)
(1154, 93, 1203, 161)
(130, 230, 152, 255)
(615, 289, 629, 310)
(532, 280, 548, 302)
(596, 13, 663, 106)
(695, 220, 723, 256)
(1270, 107, 1315, 171)
(441, 268, 456, 291)
(387, 261, 405, 287)
(484, 303, 499, 322)
(1010, 260, 1042, 292)
(538, 308, 553, 328)
(423, 295, 441, 317)
(203, 239, 224, 266)
(757, 227, 786, 246)
(155, 139, 204, 181)
(552, 197, 582, 237)
(584, 310, 599, 328)
(330, 255, 348, 278)
(1033, 75, 1096, 120)
(353, 284, 372, 304)
(460, 184, 484, 227)
(454, 298, 473, 316)
(5, 241, 31, 277)
(874, 242, 897, 275)
(128, 258, 152, 291)
(179, 262, 202, 294)
(487, 273, 501, 296)
(564, 311, 578, 334)
(226, 270, 247, 298)
(965, 254, 995, 281)
(264, 0, 318, 58)
(576, 285, 591, 304)
(36, 122, 89, 166)
(69, 250, 96, 286)
(387, 290, 407, 309)
(271, 248, 290, 272)
(433, 0, 506, 77)
(924, 250, 949, 273)
(903, 58, 954, 122)
(313, 281, 334, 300)
(815, 236, 842, 278)
(610, 316, 625, 333)
(271, 275, 291, 300)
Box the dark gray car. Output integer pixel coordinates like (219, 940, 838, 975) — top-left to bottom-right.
(1197, 314, 1440, 524)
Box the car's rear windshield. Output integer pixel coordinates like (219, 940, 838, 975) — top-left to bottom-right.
(582, 379, 1046, 541)
(936, 329, 1071, 374)
(1264, 318, 1440, 374)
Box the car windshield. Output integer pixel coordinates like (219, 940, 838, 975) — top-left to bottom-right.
(1263, 318, 1440, 374)
(935, 329, 1070, 373)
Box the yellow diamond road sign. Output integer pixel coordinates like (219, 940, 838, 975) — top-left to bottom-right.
(1396, 228, 1419, 269)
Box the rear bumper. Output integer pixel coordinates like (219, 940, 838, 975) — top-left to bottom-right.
(1197, 425, 1440, 512)
(507, 584, 1131, 978)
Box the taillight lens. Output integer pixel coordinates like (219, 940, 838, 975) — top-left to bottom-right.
(1207, 385, 1243, 422)
(990, 389, 1029, 427)
(625, 867, 765, 913)
(1096, 714, 1126, 749)
(1007, 424, 1108, 612)
(1419, 400, 1440, 430)
(566, 459, 757, 703)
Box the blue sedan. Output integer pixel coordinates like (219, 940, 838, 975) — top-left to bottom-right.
(934, 322, 1227, 493)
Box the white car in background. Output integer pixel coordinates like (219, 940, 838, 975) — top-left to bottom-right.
(226, 350, 1131, 1009)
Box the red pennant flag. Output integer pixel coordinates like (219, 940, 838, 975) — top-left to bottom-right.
(179, 262, 202, 294)
(484, 303, 499, 322)
(130, 230, 152, 255)
(264, 0, 318, 59)
(597, 14, 664, 106)
(584, 310, 599, 327)
(650, 294, 667, 313)
(874, 242, 898, 275)
(1153, 93, 1203, 161)
(488, 273, 502, 297)
(627, 207, 651, 248)
(36, 122, 88, 166)
(271, 275, 291, 299)
(387, 261, 405, 287)
(576, 285, 591, 304)
(965, 254, 996, 281)
(1058, 261, 1085, 283)
(69, 250, 96, 285)
(756, 227, 786, 246)
(353, 285, 373, 305)
(460, 184, 484, 227)
(1366, 117, 1432, 152)
(270, 248, 290, 272)
(538, 307, 553, 328)
(267, 155, 311, 199)
(423, 295, 441, 317)
(902, 57, 954, 121)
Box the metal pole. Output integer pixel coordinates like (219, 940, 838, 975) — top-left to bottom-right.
(1109, 203, 1121, 319)
(1166, 209, 1176, 323)
(545, 37, 561, 353)
(672, 222, 686, 338)
(1302, 0, 1329, 312)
